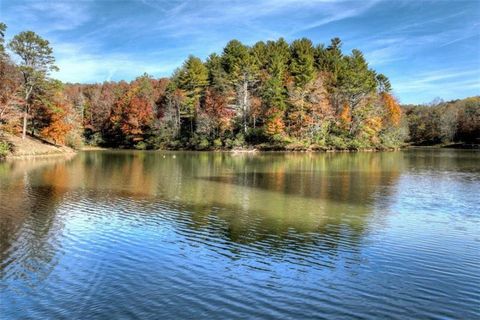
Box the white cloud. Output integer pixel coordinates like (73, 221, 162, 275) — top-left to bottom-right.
(8, 1, 91, 33)
(45, 0, 380, 83)
(52, 42, 181, 83)
(393, 69, 480, 93)
(141, 0, 377, 39)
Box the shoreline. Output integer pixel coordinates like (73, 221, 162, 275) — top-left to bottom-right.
(3, 141, 477, 161)
(5, 151, 76, 160)
(80, 145, 403, 153)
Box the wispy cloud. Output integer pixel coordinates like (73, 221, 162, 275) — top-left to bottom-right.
(7, 0, 91, 33)
(288, 0, 379, 35)
(52, 42, 182, 83)
(394, 69, 479, 91)
(392, 68, 480, 103)
(2, 0, 479, 103)
(47, 0, 379, 83)
(137, 0, 377, 40)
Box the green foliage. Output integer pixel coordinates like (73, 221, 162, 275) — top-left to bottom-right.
(134, 141, 147, 150)
(8, 30, 58, 138)
(222, 40, 257, 82)
(213, 138, 222, 149)
(404, 96, 480, 145)
(337, 49, 376, 108)
(176, 56, 208, 91)
(232, 133, 245, 148)
(84, 130, 104, 146)
(2, 32, 415, 151)
(376, 74, 391, 93)
(312, 121, 331, 146)
(327, 135, 349, 150)
(9, 31, 58, 75)
(245, 127, 268, 144)
(290, 38, 316, 88)
(205, 53, 230, 92)
(0, 22, 6, 57)
(0, 139, 11, 158)
(380, 124, 409, 148)
(65, 131, 83, 149)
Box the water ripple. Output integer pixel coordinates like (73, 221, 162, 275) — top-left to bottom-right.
(1, 150, 479, 319)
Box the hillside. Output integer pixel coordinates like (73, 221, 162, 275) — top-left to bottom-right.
(1, 133, 75, 159)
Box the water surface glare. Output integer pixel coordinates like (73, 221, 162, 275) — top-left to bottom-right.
(1, 150, 479, 319)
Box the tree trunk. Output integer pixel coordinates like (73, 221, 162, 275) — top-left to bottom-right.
(22, 109, 27, 139)
(242, 77, 248, 133)
(22, 85, 33, 140)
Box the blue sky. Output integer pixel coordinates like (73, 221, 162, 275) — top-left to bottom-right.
(1, 0, 479, 104)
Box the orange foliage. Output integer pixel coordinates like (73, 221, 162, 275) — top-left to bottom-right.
(108, 84, 155, 141)
(265, 107, 285, 136)
(41, 101, 73, 145)
(381, 92, 401, 126)
(121, 96, 154, 137)
(204, 88, 234, 134)
(339, 103, 351, 128)
(288, 110, 313, 138)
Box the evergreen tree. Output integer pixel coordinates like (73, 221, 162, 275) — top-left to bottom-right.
(205, 53, 230, 93)
(174, 55, 208, 134)
(289, 38, 315, 88)
(222, 40, 258, 133)
(8, 31, 58, 139)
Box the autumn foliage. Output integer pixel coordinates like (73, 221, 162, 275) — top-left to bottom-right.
(40, 94, 73, 145)
(5, 24, 474, 151)
(381, 92, 401, 126)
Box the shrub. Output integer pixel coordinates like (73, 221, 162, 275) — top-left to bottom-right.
(134, 141, 147, 150)
(0, 140, 11, 159)
(313, 122, 331, 146)
(327, 135, 348, 150)
(213, 138, 222, 149)
(223, 138, 233, 149)
(232, 133, 245, 148)
(85, 131, 104, 146)
(197, 138, 210, 150)
(65, 132, 84, 149)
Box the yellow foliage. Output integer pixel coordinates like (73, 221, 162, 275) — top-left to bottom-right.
(382, 93, 401, 126)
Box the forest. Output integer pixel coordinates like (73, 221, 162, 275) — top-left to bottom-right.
(0, 22, 478, 154)
(404, 97, 479, 146)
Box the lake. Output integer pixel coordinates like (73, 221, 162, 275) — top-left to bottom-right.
(1, 149, 479, 319)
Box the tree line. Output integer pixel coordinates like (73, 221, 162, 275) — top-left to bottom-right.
(403, 97, 480, 146)
(0, 22, 477, 151)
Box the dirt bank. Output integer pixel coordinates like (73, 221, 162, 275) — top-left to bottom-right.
(1, 133, 75, 159)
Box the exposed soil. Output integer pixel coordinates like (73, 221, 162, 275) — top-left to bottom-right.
(2, 133, 75, 159)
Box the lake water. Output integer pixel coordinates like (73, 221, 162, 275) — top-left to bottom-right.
(1, 150, 479, 319)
